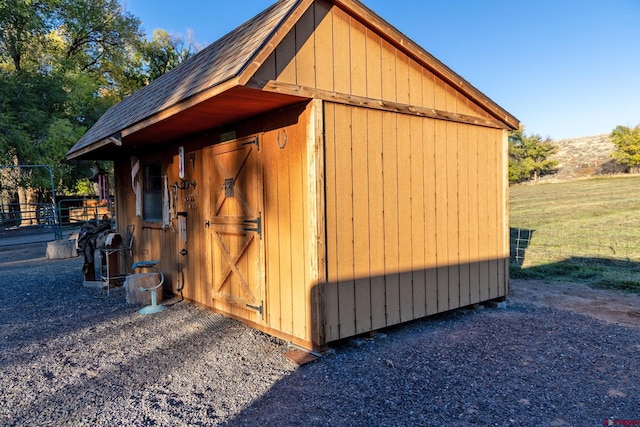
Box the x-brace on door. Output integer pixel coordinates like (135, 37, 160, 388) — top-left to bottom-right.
(208, 136, 264, 319)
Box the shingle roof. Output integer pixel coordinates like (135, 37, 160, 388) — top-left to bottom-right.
(67, 0, 301, 157)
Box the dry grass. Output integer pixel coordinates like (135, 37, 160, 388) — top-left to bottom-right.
(510, 175, 640, 291)
(544, 134, 624, 181)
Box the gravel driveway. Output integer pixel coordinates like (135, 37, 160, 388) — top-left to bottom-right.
(1, 241, 639, 426)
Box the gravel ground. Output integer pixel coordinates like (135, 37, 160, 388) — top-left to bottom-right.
(1, 242, 639, 426)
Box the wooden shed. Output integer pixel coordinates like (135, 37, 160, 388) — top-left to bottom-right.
(67, 0, 519, 351)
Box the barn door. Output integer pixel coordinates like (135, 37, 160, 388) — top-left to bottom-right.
(208, 136, 264, 319)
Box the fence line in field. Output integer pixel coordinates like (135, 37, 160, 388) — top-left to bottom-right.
(510, 222, 640, 268)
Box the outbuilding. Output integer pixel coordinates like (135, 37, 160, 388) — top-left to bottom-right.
(67, 0, 519, 351)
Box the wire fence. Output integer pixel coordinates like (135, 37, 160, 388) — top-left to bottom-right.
(510, 220, 640, 288)
(511, 223, 640, 266)
(509, 176, 640, 288)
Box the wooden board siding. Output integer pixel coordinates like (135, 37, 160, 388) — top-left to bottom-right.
(265, 111, 306, 338)
(113, 159, 136, 264)
(323, 102, 508, 341)
(397, 114, 413, 322)
(261, 103, 322, 344)
(423, 112, 438, 317)
(181, 147, 205, 304)
(367, 109, 386, 330)
(113, 102, 323, 349)
(113, 147, 205, 302)
(112, 167, 160, 288)
(92, 0, 516, 353)
(381, 111, 401, 327)
(458, 122, 471, 308)
(410, 115, 427, 319)
(467, 124, 481, 305)
(323, 100, 340, 341)
(253, 0, 496, 127)
(477, 126, 491, 303)
(334, 101, 357, 338)
(434, 118, 449, 312)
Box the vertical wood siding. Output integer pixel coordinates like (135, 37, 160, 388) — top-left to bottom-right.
(111, 0, 513, 349)
(181, 147, 205, 304)
(254, 0, 495, 124)
(114, 150, 200, 299)
(261, 103, 318, 343)
(115, 103, 322, 349)
(323, 102, 508, 342)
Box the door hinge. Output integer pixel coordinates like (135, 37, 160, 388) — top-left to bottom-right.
(243, 213, 262, 239)
(246, 300, 264, 319)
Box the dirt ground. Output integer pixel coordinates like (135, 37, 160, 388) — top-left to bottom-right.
(3, 245, 640, 426)
(2, 235, 640, 330)
(2, 240, 640, 329)
(509, 278, 640, 329)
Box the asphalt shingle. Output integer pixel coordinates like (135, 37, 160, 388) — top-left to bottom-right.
(67, 0, 300, 157)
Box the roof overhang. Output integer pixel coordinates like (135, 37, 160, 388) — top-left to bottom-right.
(68, 85, 307, 160)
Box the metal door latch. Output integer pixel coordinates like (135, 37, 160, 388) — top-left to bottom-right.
(223, 178, 234, 197)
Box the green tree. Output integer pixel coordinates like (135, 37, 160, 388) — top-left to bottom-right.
(0, 0, 140, 189)
(121, 29, 198, 91)
(55, 0, 143, 95)
(140, 29, 197, 81)
(509, 127, 559, 183)
(0, 0, 196, 209)
(0, 0, 139, 223)
(610, 125, 640, 173)
(0, 0, 53, 72)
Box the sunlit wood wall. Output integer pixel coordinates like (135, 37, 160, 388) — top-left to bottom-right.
(115, 103, 324, 350)
(253, 0, 496, 123)
(252, 0, 510, 342)
(323, 102, 508, 342)
(111, 0, 512, 350)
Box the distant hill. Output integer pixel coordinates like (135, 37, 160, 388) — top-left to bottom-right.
(541, 134, 625, 181)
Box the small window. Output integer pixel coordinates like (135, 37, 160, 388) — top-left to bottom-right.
(142, 161, 163, 222)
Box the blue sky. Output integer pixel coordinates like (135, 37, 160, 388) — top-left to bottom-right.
(124, 0, 640, 140)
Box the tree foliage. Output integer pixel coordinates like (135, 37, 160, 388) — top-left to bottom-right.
(508, 127, 559, 184)
(0, 0, 53, 72)
(610, 125, 640, 173)
(119, 28, 199, 93)
(0, 0, 196, 198)
(138, 29, 198, 82)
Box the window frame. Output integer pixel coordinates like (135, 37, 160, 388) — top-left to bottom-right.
(141, 160, 163, 223)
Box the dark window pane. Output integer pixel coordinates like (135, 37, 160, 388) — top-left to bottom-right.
(143, 162, 162, 221)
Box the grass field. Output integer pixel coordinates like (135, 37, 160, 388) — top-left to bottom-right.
(509, 175, 640, 292)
